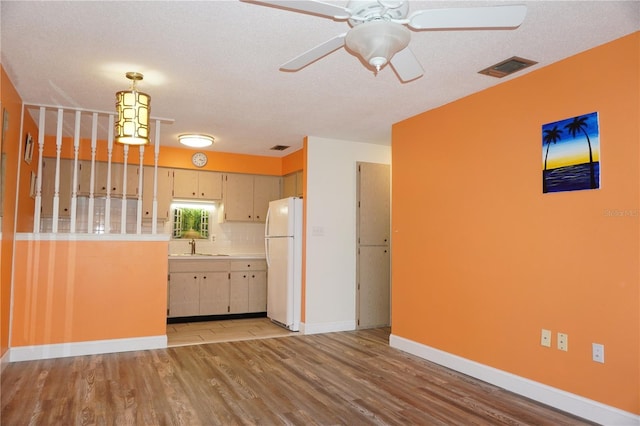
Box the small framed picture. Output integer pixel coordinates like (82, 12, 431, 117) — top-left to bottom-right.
(24, 133, 34, 164)
(29, 171, 37, 198)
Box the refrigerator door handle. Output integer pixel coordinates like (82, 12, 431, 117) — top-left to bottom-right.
(265, 206, 271, 267)
(265, 238, 271, 268)
(264, 206, 271, 237)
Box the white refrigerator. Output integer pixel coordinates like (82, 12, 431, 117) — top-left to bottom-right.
(264, 197, 302, 331)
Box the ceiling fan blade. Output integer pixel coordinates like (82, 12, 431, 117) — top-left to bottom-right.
(390, 47, 424, 82)
(280, 33, 347, 71)
(408, 5, 527, 30)
(240, 0, 351, 19)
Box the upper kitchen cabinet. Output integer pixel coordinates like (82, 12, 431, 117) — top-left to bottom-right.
(142, 166, 173, 220)
(222, 174, 281, 222)
(282, 171, 303, 198)
(40, 158, 76, 217)
(78, 161, 140, 197)
(173, 169, 223, 200)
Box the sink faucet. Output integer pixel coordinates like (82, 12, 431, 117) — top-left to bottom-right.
(189, 239, 196, 255)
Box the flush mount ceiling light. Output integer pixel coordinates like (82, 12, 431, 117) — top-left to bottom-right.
(345, 20, 410, 72)
(179, 134, 215, 148)
(115, 71, 151, 145)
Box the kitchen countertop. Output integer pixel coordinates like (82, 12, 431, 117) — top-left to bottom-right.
(168, 253, 266, 260)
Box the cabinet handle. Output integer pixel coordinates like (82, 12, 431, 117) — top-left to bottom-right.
(192, 192, 196, 196)
(201, 192, 205, 196)
(243, 274, 247, 278)
(252, 274, 255, 278)
(203, 276, 207, 279)
(193, 276, 197, 279)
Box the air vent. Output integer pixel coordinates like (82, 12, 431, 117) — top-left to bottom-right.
(478, 56, 537, 78)
(270, 145, 290, 151)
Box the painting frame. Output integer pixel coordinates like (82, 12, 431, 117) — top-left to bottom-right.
(542, 111, 600, 194)
(24, 133, 34, 164)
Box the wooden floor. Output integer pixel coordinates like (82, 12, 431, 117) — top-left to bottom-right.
(1, 327, 595, 425)
(167, 317, 296, 347)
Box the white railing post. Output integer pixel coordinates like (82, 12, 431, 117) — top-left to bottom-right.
(70, 111, 81, 233)
(52, 108, 64, 233)
(105, 115, 114, 233)
(152, 120, 161, 234)
(87, 112, 98, 233)
(33, 107, 46, 233)
(120, 144, 129, 234)
(136, 145, 144, 234)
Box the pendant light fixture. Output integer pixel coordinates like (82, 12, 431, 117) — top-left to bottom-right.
(115, 71, 151, 145)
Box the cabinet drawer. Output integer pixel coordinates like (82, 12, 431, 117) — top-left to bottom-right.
(230, 260, 267, 271)
(169, 259, 230, 273)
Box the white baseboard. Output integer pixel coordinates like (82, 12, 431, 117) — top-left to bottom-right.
(389, 334, 639, 426)
(9, 335, 167, 362)
(301, 320, 356, 335)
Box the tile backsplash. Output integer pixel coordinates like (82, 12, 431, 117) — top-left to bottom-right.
(167, 221, 266, 256)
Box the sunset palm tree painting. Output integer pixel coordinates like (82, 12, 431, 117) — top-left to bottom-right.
(542, 112, 600, 193)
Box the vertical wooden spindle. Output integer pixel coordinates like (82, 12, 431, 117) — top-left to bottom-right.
(70, 110, 81, 233)
(105, 115, 114, 233)
(121, 144, 129, 234)
(33, 107, 46, 233)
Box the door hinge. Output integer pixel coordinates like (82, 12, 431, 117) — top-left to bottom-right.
(167, 309, 170, 316)
(228, 273, 231, 279)
(227, 306, 230, 313)
(168, 274, 170, 281)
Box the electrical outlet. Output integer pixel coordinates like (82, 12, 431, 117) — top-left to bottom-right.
(592, 343, 605, 363)
(540, 329, 552, 347)
(557, 332, 568, 351)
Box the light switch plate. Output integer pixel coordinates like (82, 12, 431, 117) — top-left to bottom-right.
(541, 329, 551, 347)
(592, 343, 605, 363)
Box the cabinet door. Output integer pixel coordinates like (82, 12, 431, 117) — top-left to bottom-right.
(295, 171, 303, 197)
(282, 173, 296, 198)
(199, 272, 230, 315)
(173, 169, 199, 199)
(229, 271, 249, 313)
(169, 273, 200, 317)
(357, 246, 390, 328)
(248, 271, 267, 312)
(198, 171, 223, 200)
(223, 174, 254, 221)
(143, 167, 173, 219)
(41, 158, 75, 217)
(253, 175, 281, 222)
(357, 163, 390, 246)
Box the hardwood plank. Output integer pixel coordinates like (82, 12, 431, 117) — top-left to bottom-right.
(1, 328, 597, 425)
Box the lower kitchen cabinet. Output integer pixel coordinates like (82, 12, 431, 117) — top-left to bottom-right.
(168, 273, 200, 317)
(199, 272, 231, 315)
(168, 258, 267, 318)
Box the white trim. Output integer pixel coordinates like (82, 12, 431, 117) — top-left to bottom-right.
(301, 320, 355, 335)
(15, 232, 169, 242)
(8, 335, 167, 362)
(389, 334, 640, 426)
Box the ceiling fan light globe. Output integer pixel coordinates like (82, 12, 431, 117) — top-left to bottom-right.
(369, 56, 387, 71)
(345, 20, 410, 71)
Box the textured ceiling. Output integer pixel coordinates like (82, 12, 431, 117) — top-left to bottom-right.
(1, 1, 638, 157)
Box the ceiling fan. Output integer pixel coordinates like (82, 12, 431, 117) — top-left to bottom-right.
(241, 0, 527, 82)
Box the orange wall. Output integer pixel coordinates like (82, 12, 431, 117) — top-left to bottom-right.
(11, 239, 168, 346)
(1, 66, 39, 357)
(392, 33, 639, 414)
(41, 136, 287, 176)
(282, 149, 304, 175)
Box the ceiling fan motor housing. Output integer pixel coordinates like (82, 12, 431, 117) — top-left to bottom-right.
(345, 20, 411, 70)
